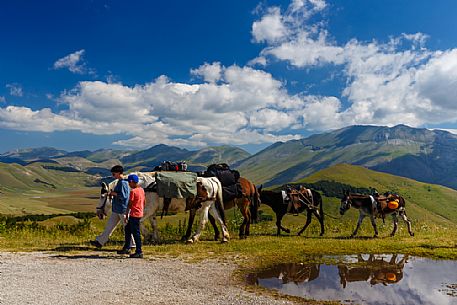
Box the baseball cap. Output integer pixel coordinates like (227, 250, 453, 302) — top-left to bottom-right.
(127, 174, 139, 183)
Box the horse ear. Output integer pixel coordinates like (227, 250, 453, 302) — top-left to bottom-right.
(101, 182, 108, 194)
(258, 184, 263, 192)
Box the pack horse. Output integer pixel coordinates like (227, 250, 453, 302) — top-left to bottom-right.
(339, 192, 414, 238)
(258, 185, 325, 236)
(96, 171, 229, 244)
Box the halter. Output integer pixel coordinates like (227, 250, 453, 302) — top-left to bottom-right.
(340, 194, 352, 212)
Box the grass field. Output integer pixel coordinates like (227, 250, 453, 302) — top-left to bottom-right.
(1, 163, 456, 267)
(1, 202, 456, 262)
(0, 187, 99, 215)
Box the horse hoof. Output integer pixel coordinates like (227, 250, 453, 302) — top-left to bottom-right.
(186, 239, 194, 244)
(410, 232, 415, 237)
(221, 238, 229, 243)
(350, 235, 355, 238)
(181, 236, 188, 242)
(373, 234, 379, 238)
(285, 229, 291, 234)
(320, 233, 324, 236)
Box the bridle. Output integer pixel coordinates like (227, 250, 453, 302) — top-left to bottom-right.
(340, 195, 352, 213)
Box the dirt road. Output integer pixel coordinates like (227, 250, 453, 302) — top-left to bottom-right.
(0, 252, 297, 305)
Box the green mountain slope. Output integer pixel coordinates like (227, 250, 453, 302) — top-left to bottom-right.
(238, 124, 457, 189)
(0, 162, 96, 192)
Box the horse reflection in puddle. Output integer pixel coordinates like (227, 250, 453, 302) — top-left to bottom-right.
(246, 263, 320, 285)
(338, 254, 409, 288)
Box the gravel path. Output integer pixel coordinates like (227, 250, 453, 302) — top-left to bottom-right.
(0, 252, 297, 305)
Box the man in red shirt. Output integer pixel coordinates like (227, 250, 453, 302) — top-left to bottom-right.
(117, 174, 145, 258)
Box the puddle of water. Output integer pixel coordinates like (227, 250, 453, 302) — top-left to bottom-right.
(246, 254, 457, 305)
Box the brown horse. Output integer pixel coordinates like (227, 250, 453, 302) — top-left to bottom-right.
(183, 177, 260, 240)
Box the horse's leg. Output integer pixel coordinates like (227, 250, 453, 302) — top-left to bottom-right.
(140, 193, 160, 244)
(351, 213, 365, 237)
(400, 211, 414, 236)
(238, 200, 250, 239)
(182, 208, 197, 241)
(188, 202, 211, 243)
(245, 204, 251, 237)
(208, 203, 230, 243)
(276, 213, 290, 235)
(313, 209, 325, 236)
(390, 213, 399, 237)
(150, 215, 160, 243)
(370, 215, 378, 237)
(208, 212, 220, 241)
(297, 210, 312, 236)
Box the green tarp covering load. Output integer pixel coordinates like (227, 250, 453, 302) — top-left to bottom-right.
(155, 171, 197, 198)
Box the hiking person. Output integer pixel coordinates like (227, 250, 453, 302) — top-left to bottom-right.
(90, 165, 132, 248)
(117, 174, 145, 258)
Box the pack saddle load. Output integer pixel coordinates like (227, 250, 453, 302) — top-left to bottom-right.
(204, 163, 243, 202)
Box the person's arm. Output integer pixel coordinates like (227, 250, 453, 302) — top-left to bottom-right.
(122, 186, 133, 222)
(118, 182, 130, 203)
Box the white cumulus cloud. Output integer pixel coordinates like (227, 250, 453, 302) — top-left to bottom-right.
(53, 49, 94, 75)
(252, 0, 457, 129)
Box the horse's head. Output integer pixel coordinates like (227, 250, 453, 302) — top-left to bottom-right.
(340, 192, 352, 215)
(96, 180, 115, 219)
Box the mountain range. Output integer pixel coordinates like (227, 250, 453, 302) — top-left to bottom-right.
(2, 124, 457, 191)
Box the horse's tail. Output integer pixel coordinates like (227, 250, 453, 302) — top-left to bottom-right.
(399, 196, 406, 208)
(316, 190, 324, 221)
(250, 184, 260, 223)
(214, 178, 226, 225)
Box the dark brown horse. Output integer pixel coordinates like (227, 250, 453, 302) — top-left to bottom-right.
(258, 186, 324, 236)
(183, 177, 260, 240)
(340, 192, 414, 238)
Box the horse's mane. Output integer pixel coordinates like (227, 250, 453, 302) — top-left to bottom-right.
(349, 193, 371, 198)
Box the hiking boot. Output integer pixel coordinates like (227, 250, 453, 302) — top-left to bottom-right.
(117, 248, 131, 255)
(129, 252, 143, 258)
(90, 240, 103, 249)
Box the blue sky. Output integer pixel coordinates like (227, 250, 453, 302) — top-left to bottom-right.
(1, 0, 457, 154)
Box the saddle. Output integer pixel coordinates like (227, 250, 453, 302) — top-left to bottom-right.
(374, 193, 400, 222)
(204, 163, 242, 202)
(286, 187, 314, 214)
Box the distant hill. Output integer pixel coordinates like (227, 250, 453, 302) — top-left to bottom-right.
(0, 162, 96, 192)
(293, 164, 457, 225)
(237, 124, 457, 189)
(120, 144, 250, 170)
(0, 144, 250, 175)
(1, 147, 67, 161)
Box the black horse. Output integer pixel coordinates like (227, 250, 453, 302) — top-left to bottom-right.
(258, 186, 324, 236)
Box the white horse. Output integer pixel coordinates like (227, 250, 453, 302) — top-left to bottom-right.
(96, 172, 229, 243)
